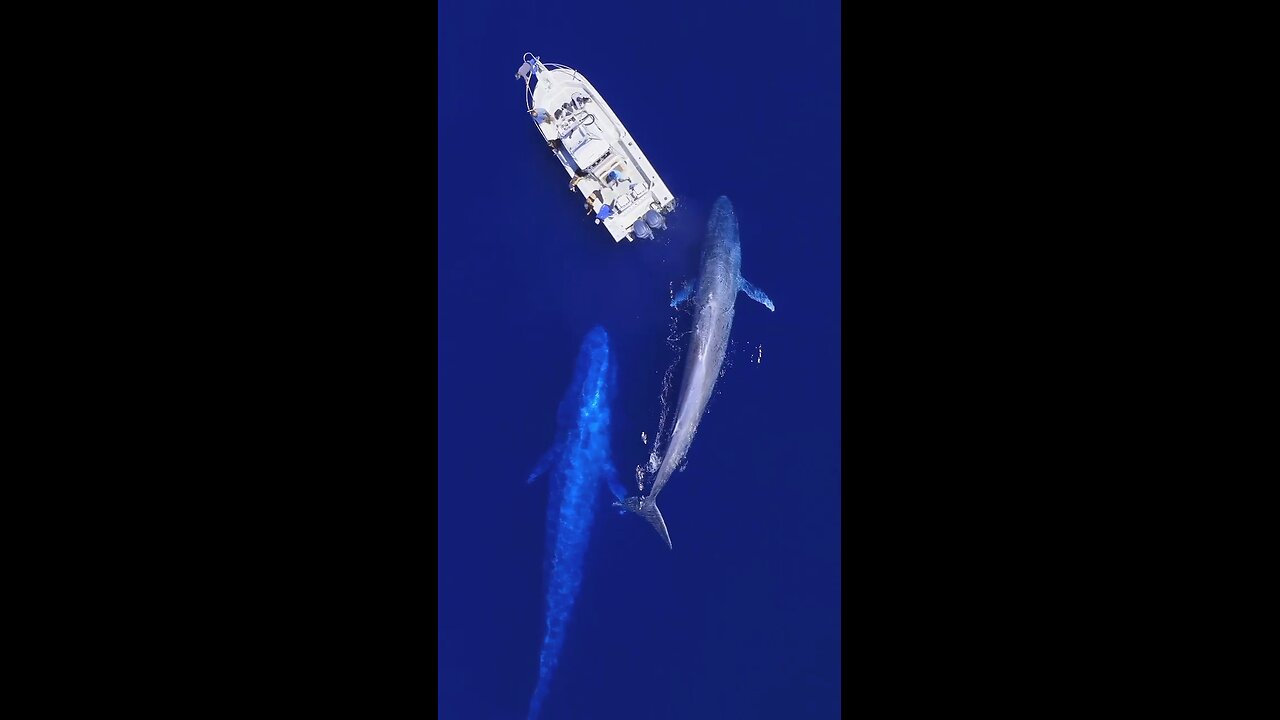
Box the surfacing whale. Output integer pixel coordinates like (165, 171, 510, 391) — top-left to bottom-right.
(615, 196, 774, 548)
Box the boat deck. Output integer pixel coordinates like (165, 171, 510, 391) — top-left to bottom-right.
(520, 56, 675, 242)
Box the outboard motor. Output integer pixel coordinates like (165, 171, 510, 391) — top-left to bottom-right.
(632, 219, 654, 240)
(643, 209, 666, 231)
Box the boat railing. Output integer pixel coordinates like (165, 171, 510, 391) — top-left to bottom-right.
(519, 54, 581, 97)
(540, 62, 580, 81)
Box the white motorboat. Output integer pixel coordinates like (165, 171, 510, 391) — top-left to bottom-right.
(517, 53, 676, 243)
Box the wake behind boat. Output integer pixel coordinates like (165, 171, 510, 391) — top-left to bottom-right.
(517, 53, 676, 243)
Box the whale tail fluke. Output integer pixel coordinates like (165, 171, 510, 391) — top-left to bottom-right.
(614, 496, 672, 549)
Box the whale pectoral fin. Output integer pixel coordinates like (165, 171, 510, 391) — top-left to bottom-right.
(671, 279, 697, 309)
(527, 445, 560, 483)
(604, 463, 627, 503)
(739, 276, 775, 312)
(614, 496, 673, 549)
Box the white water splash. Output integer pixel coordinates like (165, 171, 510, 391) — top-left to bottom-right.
(634, 312, 685, 492)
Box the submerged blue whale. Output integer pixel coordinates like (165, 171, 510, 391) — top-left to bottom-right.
(526, 326, 626, 720)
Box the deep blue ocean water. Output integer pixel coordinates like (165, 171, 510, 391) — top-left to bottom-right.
(439, 3, 841, 717)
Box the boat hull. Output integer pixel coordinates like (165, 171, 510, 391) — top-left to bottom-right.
(521, 57, 676, 242)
